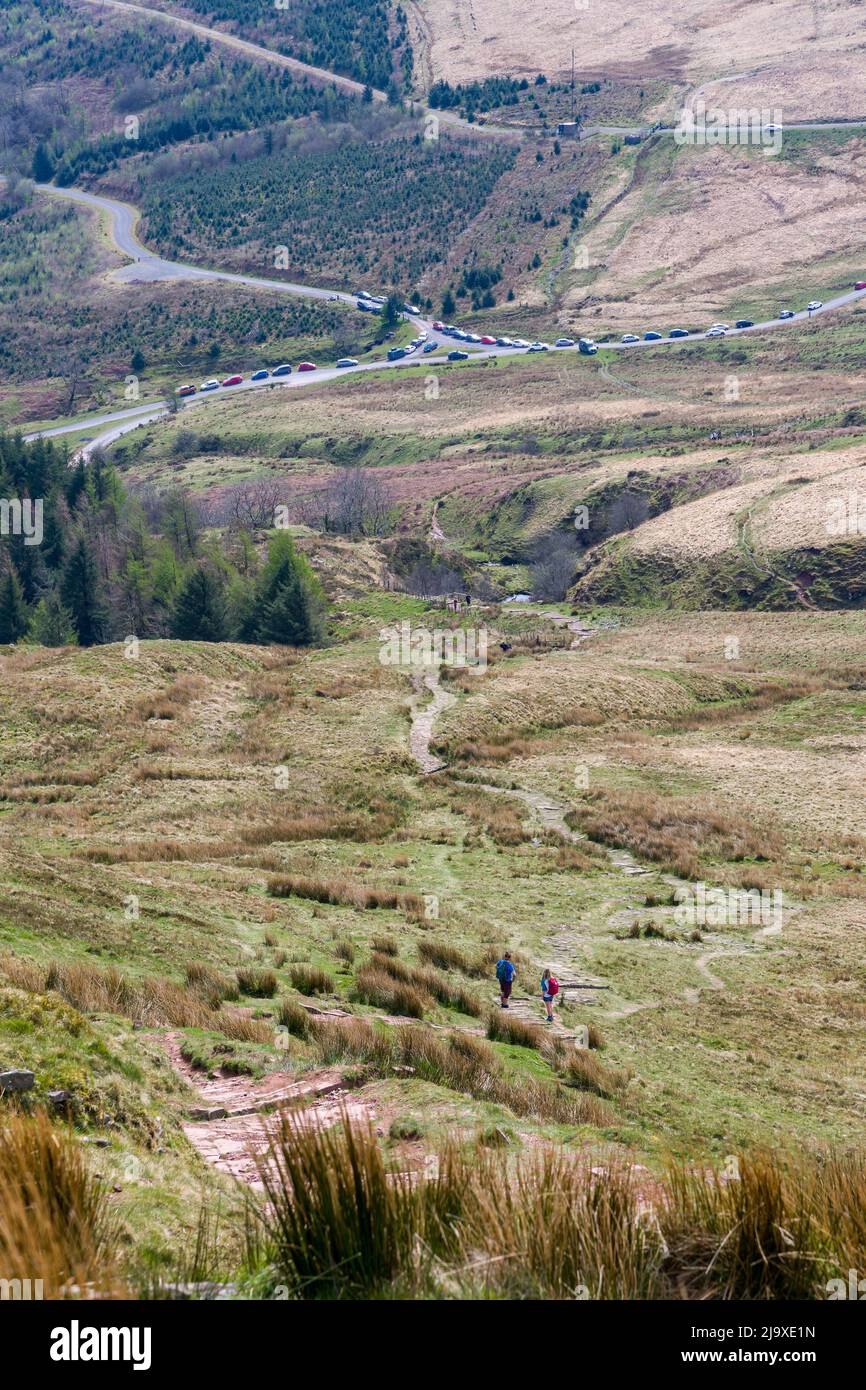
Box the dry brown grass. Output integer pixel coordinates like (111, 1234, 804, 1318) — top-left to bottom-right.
(288, 963, 334, 995)
(0, 1113, 124, 1298)
(268, 874, 425, 916)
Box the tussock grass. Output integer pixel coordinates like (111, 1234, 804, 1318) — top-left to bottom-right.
(370, 935, 399, 956)
(559, 1048, 627, 1099)
(186, 961, 238, 1004)
(567, 787, 781, 881)
(369, 953, 482, 1017)
(268, 874, 424, 916)
(288, 964, 334, 996)
(1, 954, 271, 1042)
(236, 967, 278, 998)
(334, 940, 356, 964)
(416, 939, 486, 977)
(275, 999, 314, 1038)
(308, 1016, 605, 1125)
(353, 965, 428, 1018)
(0, 1113, 123, 1298)
(255, 1123, 866, 1300)
(486, 1009, 544, 1048)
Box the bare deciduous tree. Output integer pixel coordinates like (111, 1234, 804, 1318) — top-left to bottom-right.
(319, 466, 393, 537)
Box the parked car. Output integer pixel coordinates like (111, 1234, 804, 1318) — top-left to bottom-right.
(200, 379, 220, 391)
(705, 327, 727, 338)
(297, 361, 317, 371)
(272, 363, 293, 375)
(175, 383, 196, 396)
(447, 349, 469, 361)
(854, 281, 866, 291)
(556, 337, 577, 347)
(423, 341, 439, 353)
(527, 342, 548, 352)
(335, 358, 359, 368)
(356, 299, 374, 312)
(643, 331, 663, 341)
(734, 320, 754, 329)
(480, 335, 497, 345)
(432, 321, 445, 331)
(621, 334, 640, 344)
(403, 303, 420, 314)
(779, 310, 795, 320)
(578, 338, 597, 355)
(387, 346, 407, 361)
(222, 374, 243, 387)
(250, 369, 270, 381)
(807, 300, 823, 312)
(669, 328, 689, 338)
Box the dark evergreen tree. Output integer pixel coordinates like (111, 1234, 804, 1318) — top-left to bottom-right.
(32, 144, 54, 182)
(170, 564, 227, 641)
(0, 567, 28, 644)
(60, 536, 107, 646)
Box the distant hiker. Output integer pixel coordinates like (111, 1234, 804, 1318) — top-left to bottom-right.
(464, 592, 471, 608)
(541, 968, 559, 1023)
(495, 952, 515, 1009)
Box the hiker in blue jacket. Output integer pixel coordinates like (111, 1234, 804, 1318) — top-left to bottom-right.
(495, 952, 515, 1009)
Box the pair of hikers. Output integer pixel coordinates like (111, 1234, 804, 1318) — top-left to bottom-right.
(495, 953, 559, 1022)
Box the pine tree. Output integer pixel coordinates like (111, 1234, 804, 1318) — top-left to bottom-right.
(31, 144, 54, 182)
(170, 564, 227, 642)
(252, 532, 325, 647)
(0, 567, 28, 644)
(28, 591, 78, 647)
(60, 536, 107, 646)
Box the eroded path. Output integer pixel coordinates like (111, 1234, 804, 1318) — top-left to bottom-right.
(408, 654, 791, 1020)
(160, 1031, 374, 1188)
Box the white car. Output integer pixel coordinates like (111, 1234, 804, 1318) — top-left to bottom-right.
(621, 333, 640, 344)
(527, 341, 550, 352)
(807, 300, 823, 311)
(199, 378, 220, 391)
(705, 327, 727, 338)
(556, 337, 576, 347)
(512, 338, 530, 349)
(709, 323, 729, 331)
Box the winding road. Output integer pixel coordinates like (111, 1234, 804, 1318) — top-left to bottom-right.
(17, 2, 866, 454)
(24, 175, 866, 457)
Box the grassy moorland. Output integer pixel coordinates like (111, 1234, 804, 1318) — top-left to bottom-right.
(1, 597, 865, 1294)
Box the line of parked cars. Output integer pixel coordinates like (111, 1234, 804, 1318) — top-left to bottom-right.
(177, 280, 866, 399)
(176, 362, 318, 395)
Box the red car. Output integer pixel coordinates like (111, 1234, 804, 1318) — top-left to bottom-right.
(175, 383, 196, 397)
(432, 321, 444, 331)
(222, 374, 243, 387)
(297, 361, 317, 372)
(480, 335, 497, 345)
(855, 281, 866, 290)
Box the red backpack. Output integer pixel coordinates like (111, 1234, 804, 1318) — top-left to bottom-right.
(548, 976, 559, 997)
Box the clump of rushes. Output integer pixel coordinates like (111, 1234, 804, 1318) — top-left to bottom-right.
(276, 998, 313, 1039)
(308, 1016, 606, 1126)
(353, 965, 428, 1018)
(369, 952, 481, 1017)
(560, 1048, 627, 1099)
(486, 1010, 544, 1048)
(236, 967, 278, 998)
(371, 935, 399, 956)
(335, 940, 356, 964)
(416, 939, 486, 977)
(0, 1113, 124, 1297)
(186, 961, 239, 1003)
(288, 964, 335, 995)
